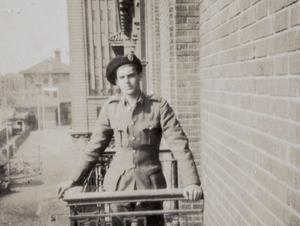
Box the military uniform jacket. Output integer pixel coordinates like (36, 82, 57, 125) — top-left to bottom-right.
(70, 92, 200, 191)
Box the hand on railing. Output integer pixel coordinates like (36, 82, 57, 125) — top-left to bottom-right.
(57, 180, 76, 199)
(183, 184, 203, 201)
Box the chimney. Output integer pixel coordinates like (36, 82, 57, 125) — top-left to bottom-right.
(54, 50, 61, 62)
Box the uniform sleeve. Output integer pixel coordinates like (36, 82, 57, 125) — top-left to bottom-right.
(160, 98, 201, 187)
(69, 102, 114, 184)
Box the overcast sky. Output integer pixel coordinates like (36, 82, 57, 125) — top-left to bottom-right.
(0, 0, 69, 75)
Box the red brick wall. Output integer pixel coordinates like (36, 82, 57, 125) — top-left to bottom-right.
(200, 0, 300, 225)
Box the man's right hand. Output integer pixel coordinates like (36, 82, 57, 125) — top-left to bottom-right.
(57, 180, 75, 199)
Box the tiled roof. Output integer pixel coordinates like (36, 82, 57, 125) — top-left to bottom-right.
(19, 58, 69, 74)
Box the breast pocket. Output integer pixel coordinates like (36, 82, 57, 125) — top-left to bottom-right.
(112, 123, 128, 147)
(139, 121, 161, 146)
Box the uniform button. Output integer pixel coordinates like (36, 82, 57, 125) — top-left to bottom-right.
(132, 149, 137, 154)
(130, 121, 135, 126)
(131, 136, 136, 141)
(149, 126, 152, 130)
(127, 106, 131, 111)
(132, 165, 136, 169)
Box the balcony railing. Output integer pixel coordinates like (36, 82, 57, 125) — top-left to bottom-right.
(63, 150, 204, 226)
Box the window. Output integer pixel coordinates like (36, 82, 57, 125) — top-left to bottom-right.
(53, 76, 59, 86)
(44, 77, 49, 84)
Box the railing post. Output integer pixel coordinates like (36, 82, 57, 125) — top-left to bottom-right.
(165, 214, 173, 226)
(95, 164, 99, 192)
(131, 217, 138, 226)
(99, 204, 106, 226)
(171, 159, 179, 210)
(70, 206, 76, 226)
(172, 215, 179, 226)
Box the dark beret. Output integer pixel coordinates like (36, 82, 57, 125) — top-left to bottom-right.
(106, 53, 143, 85)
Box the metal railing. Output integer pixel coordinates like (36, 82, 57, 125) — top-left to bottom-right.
(63, 150, 204, 226)
(64, 188, 203, 226)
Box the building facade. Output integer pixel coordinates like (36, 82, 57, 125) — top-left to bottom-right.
(20, 50, 71, 102)
(19, 50, 72, 128)
(67, 0, 300, 225)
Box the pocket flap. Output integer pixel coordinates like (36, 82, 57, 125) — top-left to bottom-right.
(111, 122, 127, 132)
(139, 121, 160, 131)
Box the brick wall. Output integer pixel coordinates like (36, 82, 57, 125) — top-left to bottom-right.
(146, 0, 201, 171)
(200, 0, 300, 225)
(145, 0, 202, 224)
(172, 0, 201, 158)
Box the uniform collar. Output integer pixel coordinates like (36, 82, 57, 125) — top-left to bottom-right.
(121, 90, 145, 107)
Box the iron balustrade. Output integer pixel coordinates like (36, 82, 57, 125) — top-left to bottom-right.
(63, 149, 204, 226)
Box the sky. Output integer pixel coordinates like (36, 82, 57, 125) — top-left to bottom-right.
(0, 0, 69, 75)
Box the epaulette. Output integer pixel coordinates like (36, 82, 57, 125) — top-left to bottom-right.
(107, 94, 122, 104)
(146, 94, 162, 102)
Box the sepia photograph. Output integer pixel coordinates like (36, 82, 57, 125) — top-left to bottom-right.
(0, 0, 300, 225)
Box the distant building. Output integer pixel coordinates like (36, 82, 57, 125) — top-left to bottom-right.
(19, 50, 71, 128)
(20, 50, 70, 100)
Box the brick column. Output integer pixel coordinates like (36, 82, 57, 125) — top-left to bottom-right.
(158, 1, 202, 224)
(158, 0, 201, 160)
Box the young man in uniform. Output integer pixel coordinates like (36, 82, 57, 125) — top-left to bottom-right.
(57, 53, 202, 225)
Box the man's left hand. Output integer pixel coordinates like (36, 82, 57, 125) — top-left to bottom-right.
(183, 184, 203, 201)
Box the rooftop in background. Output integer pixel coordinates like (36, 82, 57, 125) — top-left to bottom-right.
(19, 50, 69, 74)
